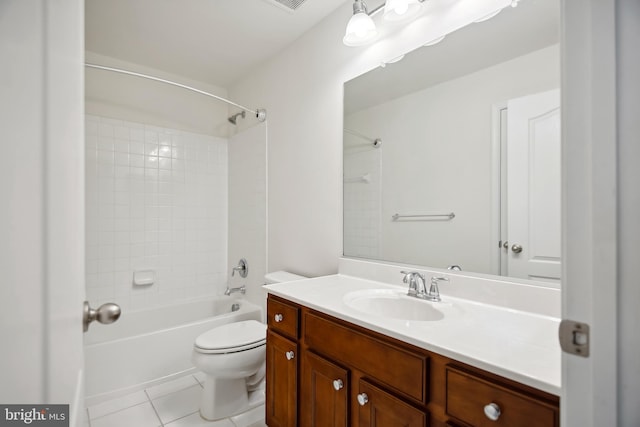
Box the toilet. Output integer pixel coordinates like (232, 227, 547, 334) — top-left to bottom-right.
(192, 271, 306, 420)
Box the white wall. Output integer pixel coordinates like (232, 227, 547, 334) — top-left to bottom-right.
(228, 0, 513, 277)
(85, 115, 229, 311)
(85, 52, 232, 137)
(345, 45, 559, 273)
(228, 123, 268, 310)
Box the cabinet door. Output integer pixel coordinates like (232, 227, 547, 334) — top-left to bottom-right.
(300, 351, 349, 427)
(357, 380, 426, 427)
(266, 330, 298, 427)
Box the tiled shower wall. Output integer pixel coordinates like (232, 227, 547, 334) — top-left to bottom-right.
(343, 141, 381, 259)
(85, 115, 228, 311)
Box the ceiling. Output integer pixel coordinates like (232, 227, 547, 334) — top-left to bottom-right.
(85, 0, 350, 88)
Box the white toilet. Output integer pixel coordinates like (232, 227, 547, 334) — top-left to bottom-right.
(192, 271, 305, 420)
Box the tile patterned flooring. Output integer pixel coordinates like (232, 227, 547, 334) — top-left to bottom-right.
(84, 373, 266, 427)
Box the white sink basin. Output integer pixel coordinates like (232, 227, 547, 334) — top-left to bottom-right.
(343, 289, 446, 321)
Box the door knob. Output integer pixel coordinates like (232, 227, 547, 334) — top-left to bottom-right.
(285, 351, 295, 361)
(333, 379, 344, 391)
(511, 244, 523, 253)
(83, 301, 121, 332)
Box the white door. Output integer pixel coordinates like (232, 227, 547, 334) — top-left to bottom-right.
(0, 1, 85, 426)
(506, 89, 561, 283)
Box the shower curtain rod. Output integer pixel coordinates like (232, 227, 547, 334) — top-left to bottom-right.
(85, 63, 266, 121)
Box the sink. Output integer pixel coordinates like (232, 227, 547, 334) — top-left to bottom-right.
(343, 289, 445, 321)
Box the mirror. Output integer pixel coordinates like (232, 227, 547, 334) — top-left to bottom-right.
(343, 0, 561, 285)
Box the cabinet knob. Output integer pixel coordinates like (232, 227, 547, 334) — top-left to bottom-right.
(357, 393, 369, 406)
(285, 350, 295, 361)
(484, 403, 501, 421)
(274, 313, 284, 322)
(333, 379, 344, 391)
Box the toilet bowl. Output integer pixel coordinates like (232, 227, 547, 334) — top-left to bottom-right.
(192, 320, 266, 420)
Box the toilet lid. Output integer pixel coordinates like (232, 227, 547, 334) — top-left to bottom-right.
(195, 320, 266, 352)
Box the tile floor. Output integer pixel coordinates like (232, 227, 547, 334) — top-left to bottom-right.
(85, 373, 266, 427)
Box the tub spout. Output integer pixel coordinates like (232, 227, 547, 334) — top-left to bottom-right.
(224, 285, 246, 296)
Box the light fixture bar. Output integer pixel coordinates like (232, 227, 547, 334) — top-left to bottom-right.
(368, 0, 426, 17)
(343, 0, 426, 47)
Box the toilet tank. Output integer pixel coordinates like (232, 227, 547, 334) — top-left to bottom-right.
(264, 271, 306, 285)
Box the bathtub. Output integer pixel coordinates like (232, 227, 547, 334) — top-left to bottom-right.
(84, 296, 262, 402)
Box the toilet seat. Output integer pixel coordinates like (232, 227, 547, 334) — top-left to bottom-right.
(194, 320, 266, 354)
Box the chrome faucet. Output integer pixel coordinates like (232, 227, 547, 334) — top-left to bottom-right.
(232, 258, 248, 278)
(224, 285, 246, 296)
(426, 276, 449, 302)
(401, 271, 427, 298)
(401, 271, 449, 302)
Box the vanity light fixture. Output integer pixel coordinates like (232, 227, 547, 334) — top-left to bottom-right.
(473, 9, 502, 23)
(343, 0, 378, 47)
(383, 0, 422, 22)
(343, 0, 426, 47)
(423, 35, 445, 46)
(380, 54, 405, 67)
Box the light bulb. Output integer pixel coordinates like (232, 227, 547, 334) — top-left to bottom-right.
(383, 0, 422, 22)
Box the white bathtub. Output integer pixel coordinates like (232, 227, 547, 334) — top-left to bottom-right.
(84, 297, 262, 402)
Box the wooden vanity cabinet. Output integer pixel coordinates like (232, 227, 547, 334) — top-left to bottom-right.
(357, 379, 427, 427)
(266, 296, 300, 427)
(300, 350, 349, 427)
(266, 294, 559, 427)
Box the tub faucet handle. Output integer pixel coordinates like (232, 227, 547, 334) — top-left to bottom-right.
(232, 258, 248, 278)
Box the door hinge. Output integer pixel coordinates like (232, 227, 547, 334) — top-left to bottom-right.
(558, 319, 590, 357)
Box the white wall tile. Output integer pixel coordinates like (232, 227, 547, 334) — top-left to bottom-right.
(86, 115, 228, 310)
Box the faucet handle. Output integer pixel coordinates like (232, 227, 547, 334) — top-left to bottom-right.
(400, 271, 413, 283)
(428, 276, 449, 302)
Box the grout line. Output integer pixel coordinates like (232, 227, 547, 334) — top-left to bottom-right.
(162, 410, 201, 426)
(145, 389, 166, 427)
(89, 400, 148, 422)
(192, 374, 204, 387)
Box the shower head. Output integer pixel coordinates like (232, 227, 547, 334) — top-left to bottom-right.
(228, 111, 246, 125)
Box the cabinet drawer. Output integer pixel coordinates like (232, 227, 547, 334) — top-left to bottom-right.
(304, 311, 427, 402)
(446, 367, 558, 427)
(267, 296, 299, 339)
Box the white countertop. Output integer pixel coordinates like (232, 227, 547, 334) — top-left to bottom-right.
(264, 274, 561, 396)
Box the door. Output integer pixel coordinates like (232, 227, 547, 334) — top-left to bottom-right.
(0, 1, 85, 425)
(300, 351, 349, 427)
(506, 89, 561, 283)
(356, 380, 426, 427)
(266, 330, 298, 427)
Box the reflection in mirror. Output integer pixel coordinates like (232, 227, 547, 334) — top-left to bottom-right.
(343, 0, 561, 285)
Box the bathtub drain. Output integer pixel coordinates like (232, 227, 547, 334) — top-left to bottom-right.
(231, 303, 240, 312)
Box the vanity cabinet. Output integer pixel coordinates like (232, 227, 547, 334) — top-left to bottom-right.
(300, 351, 349, 427)
(266, 297, 300, 427)
(265, 294, 559, 427)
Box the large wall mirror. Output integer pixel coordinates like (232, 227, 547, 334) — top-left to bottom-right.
(343, 0, 561, 285)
